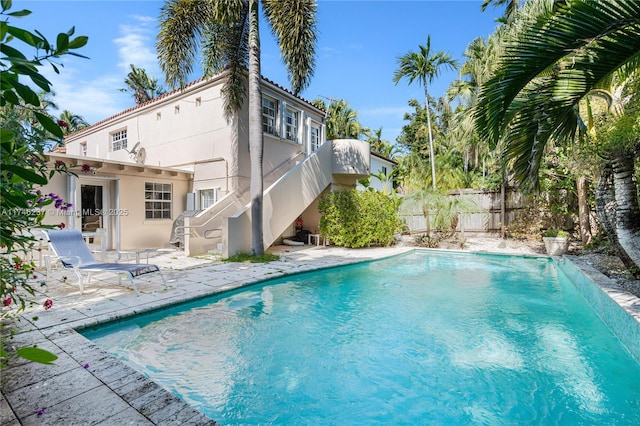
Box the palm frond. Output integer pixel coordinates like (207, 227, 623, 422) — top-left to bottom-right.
(476, 0, 640, 147)
(157, 0, 211, 89)
(262, 0, 317, 94)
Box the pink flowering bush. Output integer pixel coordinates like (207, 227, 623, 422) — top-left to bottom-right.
(1, 1, 87, 367)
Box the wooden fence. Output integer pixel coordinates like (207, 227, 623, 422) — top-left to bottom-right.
(399, 188, 530, 235)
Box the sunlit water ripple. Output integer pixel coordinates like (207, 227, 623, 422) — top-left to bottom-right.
(84, 251, 640, 425)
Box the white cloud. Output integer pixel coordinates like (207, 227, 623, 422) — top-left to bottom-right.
(114, 15, 160, 74)
(42, 64, 126, 124)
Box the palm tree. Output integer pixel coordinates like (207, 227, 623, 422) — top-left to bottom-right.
(475, 0, 640, 272)
(314, 98, 365, 140)
(157, 0, 317, 255)
(119, 64, 166, 105)
(480, 0, 522, 23)
(366, 127, 398, 158)
(393, 36, 458, 191)
(57, 109, 89, 135)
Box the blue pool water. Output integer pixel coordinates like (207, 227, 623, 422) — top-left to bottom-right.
(83, 251, 640, 424)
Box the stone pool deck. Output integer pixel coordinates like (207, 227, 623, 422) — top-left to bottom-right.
(0, 244, 411, 425)
(1, 244, 639, 425)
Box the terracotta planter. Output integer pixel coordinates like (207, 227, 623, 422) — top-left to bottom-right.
(543, 236, 569, 256)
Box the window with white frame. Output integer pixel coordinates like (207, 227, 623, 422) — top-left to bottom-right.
(285, 107, 299, 143)
(262, 96, 277, 135)
(80, 142, 87, 157)
(145, 182, 172, 219)
(111, 129, 127, 151)
(310, 125, 321, 152)
(199, 188, 218, 209)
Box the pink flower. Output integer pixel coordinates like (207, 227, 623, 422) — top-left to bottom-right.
(43, 299, 53, 310)
(83, 363, 89, 369)
(80, 164, 91, 173)
(3, 298, 12, 307)
(59, 223, 66, 229)
(36, 408, 45, 417)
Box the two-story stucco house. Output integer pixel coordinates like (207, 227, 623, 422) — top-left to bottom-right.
(41, 71, 371, 257)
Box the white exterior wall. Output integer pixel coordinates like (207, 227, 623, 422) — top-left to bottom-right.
(65, 75, 326, 198)
(39, 155, 192, 250)
(357, 153, 395, 193)
(65, 76, 233, 170)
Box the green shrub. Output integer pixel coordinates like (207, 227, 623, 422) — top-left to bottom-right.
(542, 228, 568, 238)
(318, 190, 402, 248)
(224, 252, 280, 263)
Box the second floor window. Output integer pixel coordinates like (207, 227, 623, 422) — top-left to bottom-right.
(285, 107, 299, 143)
(111, 129, 127, 151)
(262, 97, 277, 135)
(311, 125, 320, 152)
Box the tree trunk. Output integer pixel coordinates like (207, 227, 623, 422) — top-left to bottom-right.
(248, 0, 264, 255)
(424, 87, 436, 191)
(595, 162, 639, 275)
(595, 164, 616, 241)
(576, 176, 592, 245)
(612, 154, 640, 274)
(500, 171, 506, 239)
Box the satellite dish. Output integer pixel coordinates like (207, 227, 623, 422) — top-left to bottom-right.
(125, 141, 142, 162)
(135, 147, 146, 164)
(126, 141, 141, 155)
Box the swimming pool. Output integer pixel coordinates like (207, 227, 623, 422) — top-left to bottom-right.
(83, 251, 640, 424)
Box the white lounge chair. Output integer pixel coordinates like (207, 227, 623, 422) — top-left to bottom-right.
(43, 229, 166, 296)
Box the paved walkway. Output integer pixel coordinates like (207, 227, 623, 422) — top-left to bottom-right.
(1, 244, 411, 425)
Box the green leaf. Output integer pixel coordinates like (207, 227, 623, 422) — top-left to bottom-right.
(2, 164, 48, 185)
(2, 88, 20, 105)
(1, 191, 29, 208)
(0, 21, 7, 40)
(33, 30, 50, 51)
(7, 9, 30, 17)
(66, 51, 90, 60)
(16, 347, 58, 365)
(55, 32, 69, 51)
(7, 25, 42, 48)
(1, 0, 11, 12)
(12, 80, 39, 106)
(0, 42, 27, 60)
(67, 35, 88, 50)
(34, 112, 63, 138)
(0, 128, 15, 143)
(13, 64, 51, 91)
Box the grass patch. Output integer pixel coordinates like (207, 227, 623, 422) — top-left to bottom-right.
(223, 252, 280, 263)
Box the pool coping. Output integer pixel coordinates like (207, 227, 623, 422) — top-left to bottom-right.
(556, 255, 640, 363)
(2, 247, 639, 425)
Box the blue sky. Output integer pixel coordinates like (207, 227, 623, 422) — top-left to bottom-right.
(15, 0, 503, 143)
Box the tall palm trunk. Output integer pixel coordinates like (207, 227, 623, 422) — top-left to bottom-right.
(424, 86, 436, 191)
(576, 176, 592, 245)
(596, 161, 640, 275)
(612, 154, 640, 273)
(248, 0, 264, 255)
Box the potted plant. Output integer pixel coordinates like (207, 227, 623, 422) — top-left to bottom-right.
(542, 228, 569, 255)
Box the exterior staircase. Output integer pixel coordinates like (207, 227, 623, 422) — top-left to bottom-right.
(182, 139, 370, 256)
